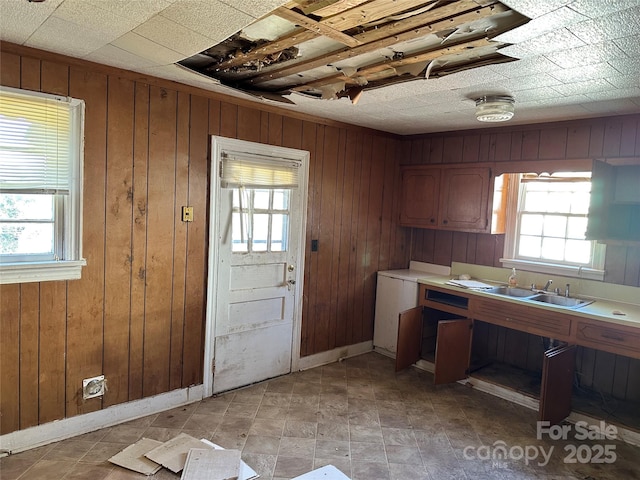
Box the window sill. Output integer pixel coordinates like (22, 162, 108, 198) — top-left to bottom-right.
(0, 259, 87, 284)
(500, 258, 605, 281)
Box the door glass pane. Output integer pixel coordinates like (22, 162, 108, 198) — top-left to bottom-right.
(252, 214, 269, 252)
(232, 212, 248, 252)
(271, 213, 288, 251)
(273, 190, 288, 210)
(253, 190, 270, 209)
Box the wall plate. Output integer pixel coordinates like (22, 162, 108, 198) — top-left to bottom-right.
(83, 375, 105, 400)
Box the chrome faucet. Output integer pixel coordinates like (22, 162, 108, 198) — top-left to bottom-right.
(542, 279, 553, 292)
(565, 283, 570, 298)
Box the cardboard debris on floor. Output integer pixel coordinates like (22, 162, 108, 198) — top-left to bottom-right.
(109, 432, 259, 479)
(180, 448, 241, 480)
(200, 439, 259, 480)
(107, 437, 164, 475)
(144, 433, 214, 473)
(291, 465, 350, 480)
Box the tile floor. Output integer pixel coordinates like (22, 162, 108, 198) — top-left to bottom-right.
(2, 352, 639, 480)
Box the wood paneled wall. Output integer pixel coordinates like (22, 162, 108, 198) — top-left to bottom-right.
(0, 46, 410, 435)
(404, 115, 640, 287)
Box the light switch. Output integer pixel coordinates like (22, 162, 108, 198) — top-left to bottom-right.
(182, 206, 194, 222)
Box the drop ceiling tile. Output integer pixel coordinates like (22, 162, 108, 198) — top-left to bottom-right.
(606, 75, 640, 89)
(489, 55, 560, 76)
(133, 15, 215, 57)
(548, 62, 623, 83)
(551, 78, 615, 96)
(85, 0, 173, 24)
(568, 6, 640, 44)
(507, 28, 586, 56)
(25, 15, 113, 57)
(85, 44, 159, 69)
(0, 0, 63, 44)
(111, 32, 185, 65)
(585, 87, 640, 101)
(160, 0, 253, 43)
(499, 0, 574, 19)
(581, 98, 640, 114)
(494, 6, 586, 43)
(613, 35, 640, 55)
(52, 0, 140, 37)
(568, 0, 640, 19)
(544, 41, 627, 68)
(513, 87, 565, 102)
(219, 0, 288, 18)
(606, 55, 640, 75)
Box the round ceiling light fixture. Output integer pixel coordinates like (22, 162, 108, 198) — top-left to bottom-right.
(475, 95, 515, 122)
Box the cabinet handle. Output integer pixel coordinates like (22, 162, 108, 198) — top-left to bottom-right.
(430, 218, 435, 223)
(601, 333, 625, 342)
(443, 219, 448, 224)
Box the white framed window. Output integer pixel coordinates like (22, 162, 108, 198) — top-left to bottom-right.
(0, 86, 85, 284)
(501, 172, 605, 281)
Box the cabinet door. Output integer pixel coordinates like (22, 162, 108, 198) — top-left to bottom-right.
(399, 167, 440, 227)
(434, 318, 472, 384)
(439, 167, 490, 231)
(395, 307, 423, 372)
(539, 345, 576, 425)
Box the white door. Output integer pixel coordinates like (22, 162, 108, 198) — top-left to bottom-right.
(205, 137, 308, 395)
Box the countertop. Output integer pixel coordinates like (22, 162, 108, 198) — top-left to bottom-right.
(418, 275, 640, 329)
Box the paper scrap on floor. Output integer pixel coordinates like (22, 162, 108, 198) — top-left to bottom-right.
(108, 437, 164, 475)
(180, 448, 241, 480)
(291, 465, 350, 480)
(445, 279, 494, 289)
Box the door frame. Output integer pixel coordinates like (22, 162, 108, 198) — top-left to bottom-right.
(203, 136, 309, 398)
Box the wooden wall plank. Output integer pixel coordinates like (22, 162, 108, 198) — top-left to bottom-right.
(66, 68, 107, 416)
(0, 51, 21, 87)
(520, 130, 540, 160)
(315, 126, 340, 353)
(143, 86, 177, 397)
(237, 105, 261, 143)
(330, 129, 348, 349)
(442, 136, 463, 163)
(603, 119, 623, 157)
(362, 136, 386, 341)
(462, 135, 480, 163)
(103, 76, 135, 407)
(220, 102, 237, 138)
(493, 132, 511, 162)
(182, 95, 209, 387)
(353, 134, 373, 343)
(588, 122, 605, 157)
(20, 56, 41, 91)
(129, 82, 150, 400)
(0, 285, 20, 434)
(209, 99, 221, 136)
(268, 112, 284, 146)
(538, 128, 567, 159)
(38, 282, 67, 424)
(169, 91, 190, 391)
(41, 60, 68, 96)
(433, 230, 453, 266)
(19, 283, 39, 429)
(282, 116, 302, 149)
(566, 125, 590, 158)
(346, 131, 364, 346)
(300, 121, 318, 355)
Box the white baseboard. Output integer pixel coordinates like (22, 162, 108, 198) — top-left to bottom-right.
(372, 346, 395, 359)
(297, 341, 373, 371)
(0, 385, 204, 455)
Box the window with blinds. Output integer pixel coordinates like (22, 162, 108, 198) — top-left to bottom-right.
(0, 86, 85, 283)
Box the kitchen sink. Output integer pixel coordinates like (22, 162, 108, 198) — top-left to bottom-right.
(529, 294, 593, 308)
(486, 286, 536, 297)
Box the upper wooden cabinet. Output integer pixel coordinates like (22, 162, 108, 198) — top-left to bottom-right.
(586, 160, 640, 244)
(399, 164, 498, 233)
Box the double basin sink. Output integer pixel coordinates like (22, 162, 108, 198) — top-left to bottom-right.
(485, 286, 593, 309)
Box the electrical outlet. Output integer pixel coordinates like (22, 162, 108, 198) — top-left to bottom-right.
(182, 206, 194, 222)
(82, 375, 105, 400)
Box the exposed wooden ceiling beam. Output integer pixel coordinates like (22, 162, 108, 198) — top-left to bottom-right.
(291, 37, 494, 92)
(290, 0, 371, 17)
(217, 0, 438, 70)
(273, 7, 361, 47)
(247, 4, 503, 86)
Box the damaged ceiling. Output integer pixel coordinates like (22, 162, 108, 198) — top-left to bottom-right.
(179, 0, 529, 103)
(2, 0, 640, 134)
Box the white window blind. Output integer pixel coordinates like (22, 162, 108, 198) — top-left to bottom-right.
(220, 152, 300, 188)
(0, 87, 75, 194)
